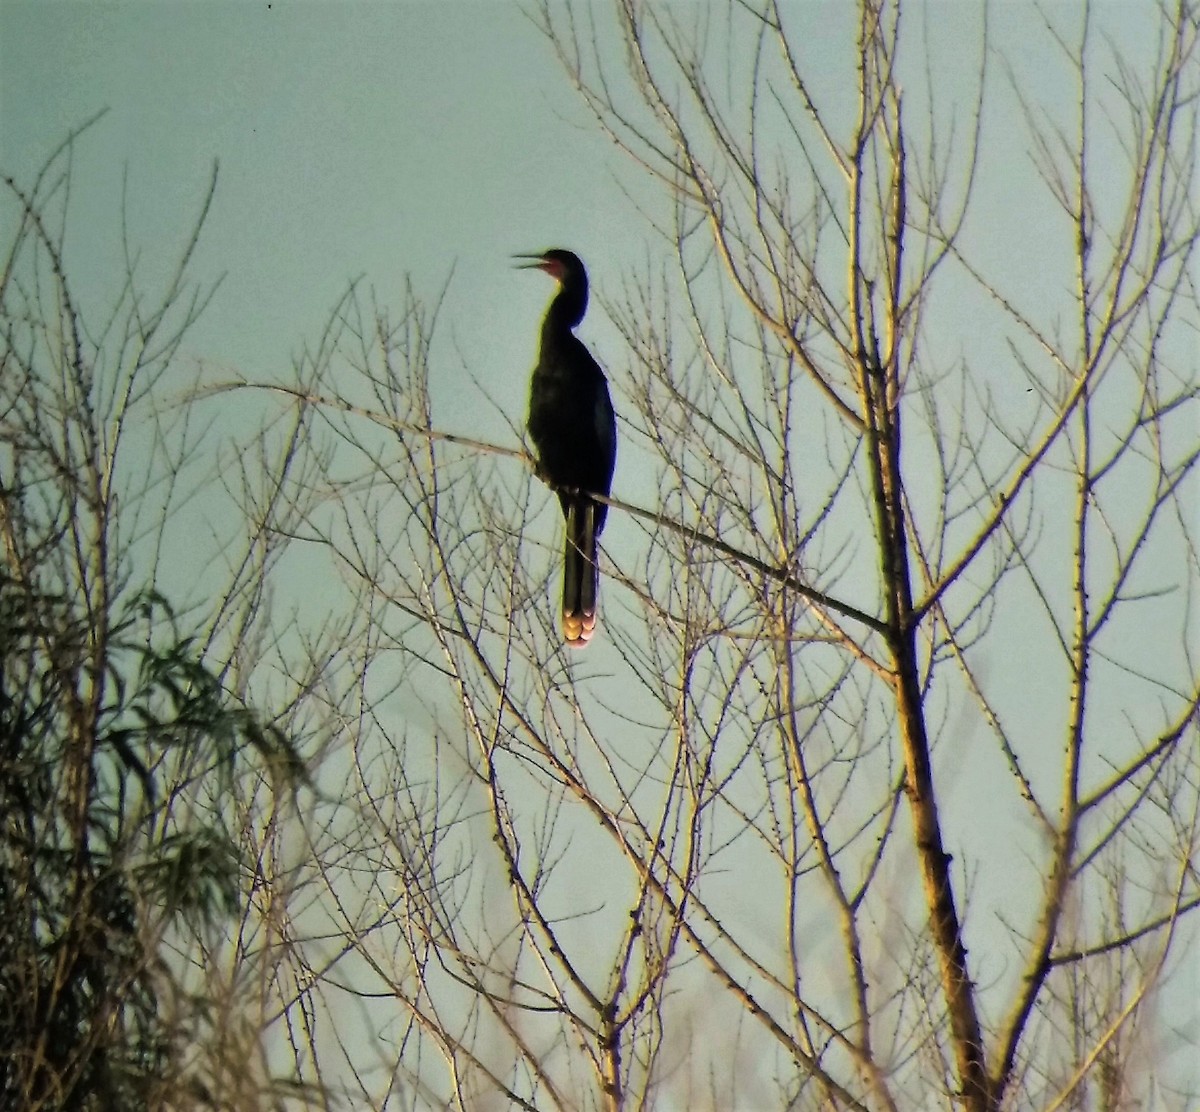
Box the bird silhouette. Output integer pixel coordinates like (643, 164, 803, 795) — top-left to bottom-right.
(517, 249, 617, 648)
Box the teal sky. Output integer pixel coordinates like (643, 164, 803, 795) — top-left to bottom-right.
(1, 0, 1158, 428)
(1, 0, 1152, 404)
(1, 1, 636, 439)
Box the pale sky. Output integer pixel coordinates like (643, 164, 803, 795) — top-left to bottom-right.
(1, 0, 1158, 437)
(0, 0, 1152, 414)
(1, 2, 634, 419)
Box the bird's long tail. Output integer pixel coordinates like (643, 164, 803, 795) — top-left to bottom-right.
(562, 498, 599, 649)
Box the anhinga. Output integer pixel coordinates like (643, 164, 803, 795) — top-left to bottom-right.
(516, 249, 617, 648)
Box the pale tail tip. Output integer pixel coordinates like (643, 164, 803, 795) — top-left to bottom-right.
(562, 609, 598, 649)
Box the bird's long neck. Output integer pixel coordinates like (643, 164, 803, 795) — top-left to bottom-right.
(543, 279, 588, 338)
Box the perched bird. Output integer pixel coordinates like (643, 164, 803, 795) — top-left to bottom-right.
(517, 249, 617, 648)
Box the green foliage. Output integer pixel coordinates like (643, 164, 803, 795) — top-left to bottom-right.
(0, 571, 298, 1110)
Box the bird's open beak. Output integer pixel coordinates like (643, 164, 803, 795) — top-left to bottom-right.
(513, 253, 548, 270)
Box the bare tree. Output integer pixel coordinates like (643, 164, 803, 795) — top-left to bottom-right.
(217, 1, 1198, 1109)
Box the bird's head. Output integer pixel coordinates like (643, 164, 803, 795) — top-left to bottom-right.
(514, 249, 585, 286)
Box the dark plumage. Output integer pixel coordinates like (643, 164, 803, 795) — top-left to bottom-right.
(517, 249, 617, 648)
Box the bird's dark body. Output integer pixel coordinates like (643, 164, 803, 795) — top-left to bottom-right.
(528, 332, 614, 533)
(520, 249, 616, 648)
